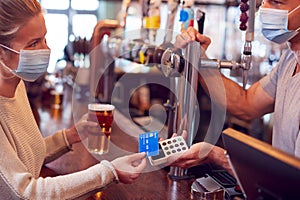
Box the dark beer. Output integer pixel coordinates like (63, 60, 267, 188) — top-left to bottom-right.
(87, 104, 115, 154)
(88, 107, 114, 136)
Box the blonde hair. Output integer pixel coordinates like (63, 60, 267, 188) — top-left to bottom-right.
(0, 0, 41, 46)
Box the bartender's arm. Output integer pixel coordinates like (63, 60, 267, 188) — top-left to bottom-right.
(175, 27, 275, 121)
(170, 27, 275, 174)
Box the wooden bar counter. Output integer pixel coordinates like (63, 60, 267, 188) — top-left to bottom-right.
(37, 85, 195, 200)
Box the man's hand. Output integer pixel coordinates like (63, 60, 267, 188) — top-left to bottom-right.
(174, 27, 211, 50)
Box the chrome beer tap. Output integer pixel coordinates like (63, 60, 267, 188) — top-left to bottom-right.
(240, 0, 256, 89)
(160, 47, 246, 72)
(163, 0, 179, 43)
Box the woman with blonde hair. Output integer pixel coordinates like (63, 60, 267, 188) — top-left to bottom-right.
(0, 0, 146, 199)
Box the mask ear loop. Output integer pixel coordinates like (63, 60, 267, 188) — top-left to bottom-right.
(288, 4, 300, 33)
(288, 4, 300, 15)
(0, 44, 20, 54)
(0, 60, 17, 80)
(0, 44, 19, 80)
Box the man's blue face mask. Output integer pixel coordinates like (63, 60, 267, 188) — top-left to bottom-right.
(259, 5, 300, 44)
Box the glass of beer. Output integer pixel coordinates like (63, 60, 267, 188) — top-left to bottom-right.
(50, 90, 64, 109)
(87, 103, 115, 155)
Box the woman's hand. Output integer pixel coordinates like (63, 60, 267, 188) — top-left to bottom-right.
(174, 26, 211, 50)
(111, 152, 147, 184)
(65, 113, 98, 145)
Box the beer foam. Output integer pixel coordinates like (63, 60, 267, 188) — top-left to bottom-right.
(88, 103, 115, 111)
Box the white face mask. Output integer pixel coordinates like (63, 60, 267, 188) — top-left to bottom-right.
(259, 5, 300, 44)
(0, 44, 50, 82)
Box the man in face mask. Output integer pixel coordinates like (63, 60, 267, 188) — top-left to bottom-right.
(259, 1, 300, 44)
(259, 2, 300, 44)
(169, 0, 300, 176)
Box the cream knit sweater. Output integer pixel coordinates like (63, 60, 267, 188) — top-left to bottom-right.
(0, 81, 118, 199)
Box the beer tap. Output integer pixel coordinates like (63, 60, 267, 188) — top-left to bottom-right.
(196, 9, 205, 34)
(159, 47, 245, 74)
(141, 0, 162, 43)
(163, 0, 179, 43)
(105, 36, 250, 77)
(179, 0, 194, 31)
(240, 0, 256, 89)
(118, 0, 131, 29)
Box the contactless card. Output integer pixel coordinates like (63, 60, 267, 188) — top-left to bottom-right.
(139, 131, 159, 157)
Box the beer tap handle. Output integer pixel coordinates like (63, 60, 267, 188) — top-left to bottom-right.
(196, 9, 205, 34)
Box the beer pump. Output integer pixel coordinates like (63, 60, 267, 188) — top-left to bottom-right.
(240, 0, 256, 89)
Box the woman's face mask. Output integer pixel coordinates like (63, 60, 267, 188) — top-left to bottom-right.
(0, 44, 50, 82)
(259, 5, 300, 44)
